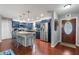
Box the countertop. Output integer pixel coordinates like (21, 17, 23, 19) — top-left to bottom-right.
(17, 31, 36, 35)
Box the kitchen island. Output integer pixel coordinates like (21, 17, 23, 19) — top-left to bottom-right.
(16, 31, 36, 47)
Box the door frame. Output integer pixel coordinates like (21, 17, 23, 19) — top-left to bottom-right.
(60, 17, 77, 45)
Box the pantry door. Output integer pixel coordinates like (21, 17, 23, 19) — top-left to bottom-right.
(62, 18, 76, 44)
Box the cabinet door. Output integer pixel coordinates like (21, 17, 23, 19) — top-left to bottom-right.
(27, 35, 32, 46)
(36, 32, 40, 39)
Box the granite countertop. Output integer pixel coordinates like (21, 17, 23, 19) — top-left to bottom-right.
(17, 31, 36, 35)
(26, 29, 36, 32)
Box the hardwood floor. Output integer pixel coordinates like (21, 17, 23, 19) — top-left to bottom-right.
(0, 39, 79, 55)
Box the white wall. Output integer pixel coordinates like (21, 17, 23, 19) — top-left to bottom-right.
(0, 16, 2, 42)
(51, 11, 60, 47)
(1, 18, 12, 40)
(76, 17, 79, 46)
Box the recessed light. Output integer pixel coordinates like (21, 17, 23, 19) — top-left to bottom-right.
(64, 4, 72, 9)
(40, 13, 44, 18)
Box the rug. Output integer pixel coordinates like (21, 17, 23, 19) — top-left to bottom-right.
(60, 42, 76, 48)
(0, 49, 15, 55)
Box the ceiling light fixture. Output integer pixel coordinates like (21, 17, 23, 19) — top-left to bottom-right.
(27, 10, 30, 21)
(40, 13, 44, 18)
(22, 10, 31, 22)
(64, 4, 72, 9)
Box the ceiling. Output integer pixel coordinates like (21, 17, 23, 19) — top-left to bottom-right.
(0, 4, 79, 19)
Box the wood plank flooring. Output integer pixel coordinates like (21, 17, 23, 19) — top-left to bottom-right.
(0, 39, 79, 55)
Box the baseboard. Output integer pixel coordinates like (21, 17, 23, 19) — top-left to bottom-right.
(1, 38, 12, 41)
(60, 42, 76, 48)
(76, 43, 79, 47)
(51, 41, 59, 47)
(0, 40, 2, 42)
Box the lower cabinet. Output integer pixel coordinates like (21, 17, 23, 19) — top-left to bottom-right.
(36, 32, 40, 39)
(16, 34, 34, 47)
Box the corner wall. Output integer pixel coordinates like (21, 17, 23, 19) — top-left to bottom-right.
(51, 11, 60, 47)
(0, 16, 2, 42)
(76, 17, 79, 46)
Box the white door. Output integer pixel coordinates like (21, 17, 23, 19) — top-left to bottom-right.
(2, 20, 12, 40)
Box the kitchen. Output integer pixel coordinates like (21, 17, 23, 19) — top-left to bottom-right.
(12, 16, 51, 47)
(0, 4, 79, 55)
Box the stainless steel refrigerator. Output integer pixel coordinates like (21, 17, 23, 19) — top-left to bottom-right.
(40, 20, 51, 43)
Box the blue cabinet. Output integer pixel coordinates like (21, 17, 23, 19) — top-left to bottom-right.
(23, 23, 33, 29)
(12, 21, 19, 28)
(12, 21, 33, 30)
(35, 22, 40, 28)
(12, 21, 33, 39)
(35, 22, 40, 39)
(36, 32, 40, 39)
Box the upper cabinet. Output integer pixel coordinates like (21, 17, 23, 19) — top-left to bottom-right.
(20, 23, 33, 29)
(12, 21, 19, 28)
(12, 21, 33, 30)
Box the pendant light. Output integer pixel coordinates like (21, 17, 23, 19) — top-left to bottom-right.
(27, 10, 30, 21)
(64, 4, 72, 9)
